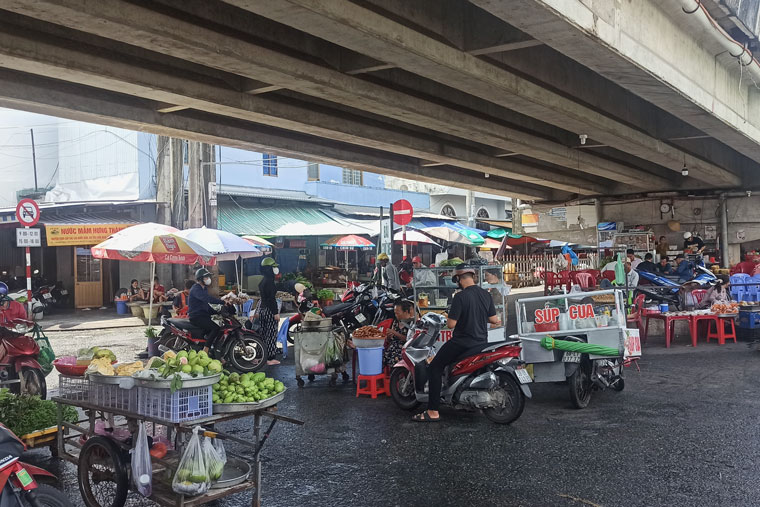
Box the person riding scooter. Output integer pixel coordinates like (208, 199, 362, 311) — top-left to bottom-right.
(413, 264, 501, 423)
(188, 268, 226, 354)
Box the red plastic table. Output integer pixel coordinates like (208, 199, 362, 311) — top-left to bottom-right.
(643, 312, 695, 348)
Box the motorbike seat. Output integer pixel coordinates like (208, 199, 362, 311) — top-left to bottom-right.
(166, 318, 201, 331)
(321, 301, 354, 317)
(452, 341, 513, 363)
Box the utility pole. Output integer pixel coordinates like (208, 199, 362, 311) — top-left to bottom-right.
(202, 143, 217, 229)
(187, 141, 203, 229)
(30, 129, 38, 192)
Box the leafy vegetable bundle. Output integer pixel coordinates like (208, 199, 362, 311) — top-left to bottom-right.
(0, 389, 77, 437)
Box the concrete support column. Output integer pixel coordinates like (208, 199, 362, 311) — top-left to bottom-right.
(187, 141, 203, 229)
(512, 199, 523, 235)
(720, 195, 729, 269)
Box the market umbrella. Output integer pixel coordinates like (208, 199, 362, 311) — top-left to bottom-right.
(393, 229, 440, 246)
(486, 228, 511, 239)
(480, 237, 504, 249)
(505, 234, 540, 247)
(417, 226, 485, 245)
(241, 235, 274, 252)
(92, 225, 215, 327)
(320, 234, 375, 250)
(320, 235, 375, 273)
(540, 336, 620, 356)
(178, 227, 263, 290)
(111, 222, 179, 237)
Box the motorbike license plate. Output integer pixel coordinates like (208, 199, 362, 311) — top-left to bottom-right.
(42, 293, 52, 299)
(515, 368, 532, 384)
(16, 468, 33, 488)
(355, 313, 367, 324)
(59, 290, 68, 295)
(562, 351, 581, 363)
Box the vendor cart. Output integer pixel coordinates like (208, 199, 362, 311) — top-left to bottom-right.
(52, 379, 303, 507)
(514, 289, 641, 408)
(293, 317, 348, 387)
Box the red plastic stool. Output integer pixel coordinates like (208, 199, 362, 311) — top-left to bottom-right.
(707, 316, 737, 345)
(356, 374, 388, 399)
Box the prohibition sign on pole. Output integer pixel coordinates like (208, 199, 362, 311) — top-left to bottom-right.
(16, 198, 40, 227)
(392, 199, 413, 226)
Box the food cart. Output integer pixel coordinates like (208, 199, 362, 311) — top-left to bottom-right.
(52, 373, 302, 507)
(514, 288, 641, 408)
(293, 316, 348, 387)
(412, 265, 510, 346)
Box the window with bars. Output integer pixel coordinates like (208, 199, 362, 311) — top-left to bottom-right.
(342, 168, 363, 185)
(263, 154, 278, 176)
(307, 162, 320, 181)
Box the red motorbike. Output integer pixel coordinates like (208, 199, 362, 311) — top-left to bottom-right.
(0, 423, 71, 507)
(157, 306, 266, 373)
(389, 313, 531, 424)
(0, 320, 46, 399)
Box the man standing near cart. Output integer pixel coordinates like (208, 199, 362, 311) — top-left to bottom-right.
(413, 264, 500, 422)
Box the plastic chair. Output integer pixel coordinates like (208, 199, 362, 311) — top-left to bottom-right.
(690, 289, 708, 307)
(602, 270, 616, 283)
(276, 317, 289, 359)
(730, 274, 750, 302)
(584, 269, 601, 280)
(730, 261, 756, 275)
(356, 374, 389, 398)
(557, 270, 572, 291)
(747, 275, 760, 303)
(707, 316, 737, 345)
(574, 272, 595, 289)
(544, 272, 560, 295)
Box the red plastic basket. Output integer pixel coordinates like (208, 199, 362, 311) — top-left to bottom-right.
(534, 322, 559, 332)
(53, 359, 88, 377)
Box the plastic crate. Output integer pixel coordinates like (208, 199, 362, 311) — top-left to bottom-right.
(90, 382, 138, 412)
(136, 385, 212, 423)
(58, 375, 90, 402)
(737, 311, 760, 329)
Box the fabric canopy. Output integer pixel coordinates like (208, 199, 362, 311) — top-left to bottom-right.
(486, 228, 511, 239)
(408, 218, 486, 245)
(220, 206, 374, 237)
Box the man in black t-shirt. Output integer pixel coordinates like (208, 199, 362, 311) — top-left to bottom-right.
(413, 264, 500, 422)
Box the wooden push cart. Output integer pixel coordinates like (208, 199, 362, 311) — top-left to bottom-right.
(53, 396, 303, 507)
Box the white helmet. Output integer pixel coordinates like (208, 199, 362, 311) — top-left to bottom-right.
(683, 232, 692, 239)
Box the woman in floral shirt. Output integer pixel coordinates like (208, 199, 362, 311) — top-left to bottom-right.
(383, 300, 415, 367)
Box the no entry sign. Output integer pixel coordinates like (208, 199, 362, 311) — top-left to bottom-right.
(392, 199, 413, 226)
(16, 198, 40, 227)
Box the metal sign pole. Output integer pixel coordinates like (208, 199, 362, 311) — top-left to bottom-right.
(25, 225, 31, 318)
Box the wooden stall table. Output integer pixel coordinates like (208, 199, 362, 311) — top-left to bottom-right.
(643, 311, 695, 348)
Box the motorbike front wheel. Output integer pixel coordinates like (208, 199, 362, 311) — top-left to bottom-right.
(568, 357, 593, 409)
(22, 484, 74, 507)
(227, 336, 266, 373)
(389, 368, 420, 411)
(483, 373, 525, 424)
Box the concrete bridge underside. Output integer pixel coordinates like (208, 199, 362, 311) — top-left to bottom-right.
(0, 0, 758, 203)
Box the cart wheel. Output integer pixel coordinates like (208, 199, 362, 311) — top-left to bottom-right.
(48, 443, 58, 458)
(307, 374, 315, 382)
(78, 436, 129, 507)
(568, 357, 593, 409)
(611, 376, 625, 392)
(297, 378, 305, 388)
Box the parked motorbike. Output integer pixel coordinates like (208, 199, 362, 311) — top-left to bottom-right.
(0, 423, 71, 507)
(637, 265, 717, 309)
(156, 306, 266, 373)
(0, 320, 46, 398)
(389, 313, 530, 424)
(7, 292, 44, 322)
(49, 282, 70, 309)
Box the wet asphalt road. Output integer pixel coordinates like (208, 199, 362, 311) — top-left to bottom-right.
(27, 332, 760, 507)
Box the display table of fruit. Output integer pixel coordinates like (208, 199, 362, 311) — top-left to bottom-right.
(212, 372, 286, 413)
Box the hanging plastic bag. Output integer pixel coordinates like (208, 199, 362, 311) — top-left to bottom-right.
(202, 437, 225, 483)
(131, 422, 152, 497)
(324, 335, 342, 369)
(172, 426, 209, 496)
(33, 328, 55, 376)
(212, 438, 227, 465)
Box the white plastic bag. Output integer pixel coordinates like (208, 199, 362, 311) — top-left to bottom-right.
(172, 427, 209, 496)
(131, 422, 152, 497)
(212, 438, 227, 465)
(202, 437, 225, 483)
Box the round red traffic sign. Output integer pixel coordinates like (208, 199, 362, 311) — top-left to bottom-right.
(16, 198, 40, 227)
(392, 199, 414, 226)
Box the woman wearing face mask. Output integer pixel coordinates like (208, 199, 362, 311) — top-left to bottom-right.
(188, 267, 226, 354)
(259, 257, 281, 366)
